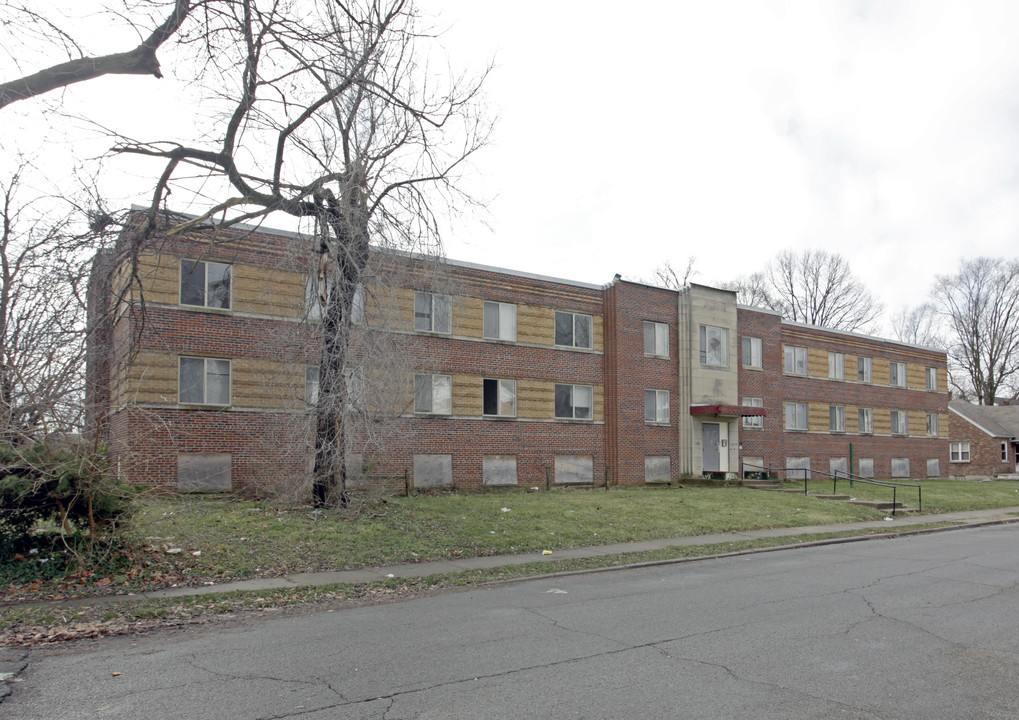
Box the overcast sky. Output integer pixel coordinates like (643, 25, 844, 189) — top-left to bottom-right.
(5, 1, 1019, 336)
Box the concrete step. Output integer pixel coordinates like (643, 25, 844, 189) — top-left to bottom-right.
(848, 499, 910, 511)
(812, 494, 852, 500)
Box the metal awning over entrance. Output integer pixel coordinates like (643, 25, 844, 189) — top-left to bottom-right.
(689, 404, 767, 418)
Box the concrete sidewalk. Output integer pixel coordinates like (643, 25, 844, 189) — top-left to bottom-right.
(63, 504, 1013, 604)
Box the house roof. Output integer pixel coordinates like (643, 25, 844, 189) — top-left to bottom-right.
(949, 400, 1019, 439)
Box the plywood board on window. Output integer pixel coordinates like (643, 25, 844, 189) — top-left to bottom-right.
(807, 348, 828, 378)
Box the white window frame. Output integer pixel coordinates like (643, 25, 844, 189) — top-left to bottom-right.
(413, 373, 452, 414)
(644, 321, 669, 357)
(829, 405, 845, 432)
(784, 346, 807, 375)
(743, 397, 763, 428)
(742, 336, 762, 369)
(180, 259, 232, 310)
(926, 413, 938, 437)
(1003, 441, 1010, 463)
(858, 356, 872, 383)
(858, 407, 873, 434)
(785, 401, 808, 431)
(483, 301, 517, 342)
(483, 378, 517, 417)
(178, 357, 231, 406)
(890, 410, 908, 435)
(644, 389, 670, 424)
(890, 362, 907, 387)
(828, 352, 844, 380)
(950, 441, 971, 463)
(554, 311, 593, 349)
(926, 367, 938, 391)
(414, 292, 452, 334)
(555, 383, 593, 420)
(699, 325, 728, 367)
(305, 365, 319, 406)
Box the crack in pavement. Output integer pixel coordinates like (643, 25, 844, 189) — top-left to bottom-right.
(0, 648, 29, 704)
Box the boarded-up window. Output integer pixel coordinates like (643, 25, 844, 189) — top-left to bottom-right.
(645, 456, 671, 483)
(555, 455, 593, 484)
(483, 455, 517, 486)
(926, 459, 940, 478)
(830, 457, 848, 478)
(786, 457, 810, 480)
(177, 453, 231, 491)
(413, 454, 452, 487)
(891, 458, 910, 478)
(858, 458, 875, 479)
(742, 456, 765, 477)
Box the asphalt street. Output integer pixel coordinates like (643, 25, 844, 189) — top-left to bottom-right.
(5, 523, 1019, 719)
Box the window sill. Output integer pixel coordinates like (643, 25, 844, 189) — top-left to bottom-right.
(414, 329, 451, 336)
(644, 353, 669, 360)
(645, 421, 670, 427)
(413, 412, 452, 417)
(482, 414, 517, 420)
(742, 365, 763, 371)
(555, 417, 595, 423)
(178, 304, 233, 315)
(178, 403, 231, 410)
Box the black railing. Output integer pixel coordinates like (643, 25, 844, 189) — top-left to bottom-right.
(743, 464, 921, 516)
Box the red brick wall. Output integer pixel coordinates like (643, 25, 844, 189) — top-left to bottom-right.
(947, 413, 1012, 478)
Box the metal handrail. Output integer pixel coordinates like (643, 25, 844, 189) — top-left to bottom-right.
(742, 464, 922, 516)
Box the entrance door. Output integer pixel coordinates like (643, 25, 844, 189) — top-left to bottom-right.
(702, 423, 720, 473)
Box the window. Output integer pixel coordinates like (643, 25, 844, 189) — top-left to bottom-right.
(890, 362, 907, 387)
(644, 389, 670, 423)
(890, 410, 908, 435)
(926, 413, 938, 437)
(305, 366, 319, 406)
(483, 378, 517, 417)
(950, 442, 971, 462)
(179, 357, 231, 406)
(858, 357, 872, 382)
(413, 373, 451, 414)
(644, 322, 669, 357)
(784, 346, 807, 375)
(1003, 442, 1009, 463)
(555, 383, 593, 420)
(828, 352, 844, 380)
(742, 337, 762, 369)
(414, 292, 451, 333)
(180, 260, 231, 309)
(858, 407, 873, 434)
(483, 302, 517, 341)
(926, 367, 938, 391)
(742, 397, 763, 428)
(785, 402, 808, 431)
(829, 405, 845, 432)
(699, 325, 728, 366)
(555, 311, 593, 349)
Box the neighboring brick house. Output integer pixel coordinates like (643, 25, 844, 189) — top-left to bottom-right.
(947, 400, 1019, 479)
(86, 215, 951, 492)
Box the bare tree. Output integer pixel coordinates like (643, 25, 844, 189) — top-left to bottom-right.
(645, 258, 697, 290)
(932, 257, 1019, 404)
(0, 162, 97, 443)
(726, 250, 881, 332)
(0, 0, 195, 110)
(891, 303, 942, 348)
(101, 0, 490, 505)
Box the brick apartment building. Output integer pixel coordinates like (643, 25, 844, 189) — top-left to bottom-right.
(86, 216, 950, 493)
(947, 401, 1019, 480)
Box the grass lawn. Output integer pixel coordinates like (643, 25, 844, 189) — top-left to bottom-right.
(786, 477, 1019, 513)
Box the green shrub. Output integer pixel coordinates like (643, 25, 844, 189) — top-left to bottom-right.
(0, 443, 133, 557)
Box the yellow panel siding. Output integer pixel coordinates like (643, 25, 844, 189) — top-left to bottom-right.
(845, 405, 859, 433)
(906, 364, 926, 391)
(844, 355, 858, 381)
(517, 378, 550, 419)
(390, 288, 417, 332)
(592, 316, 605, 352)
(808, 402, 829, 432)
(873, 408, 892, 435)
(517, 306, 554, 346)
(939, 413, 951, 437)
(452, 373, 482, 416)
(807, 349, 828, 378)
(908, 411, 926, 437)
(118, 351, 178, 406)
(132, 253, 179, 305)
(593, 384, 604, 421)
(872, 358, 891, 386)
(232, 266, 305, 318)
(231, 359, 305, 409)
(453, 297, 483, 338)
